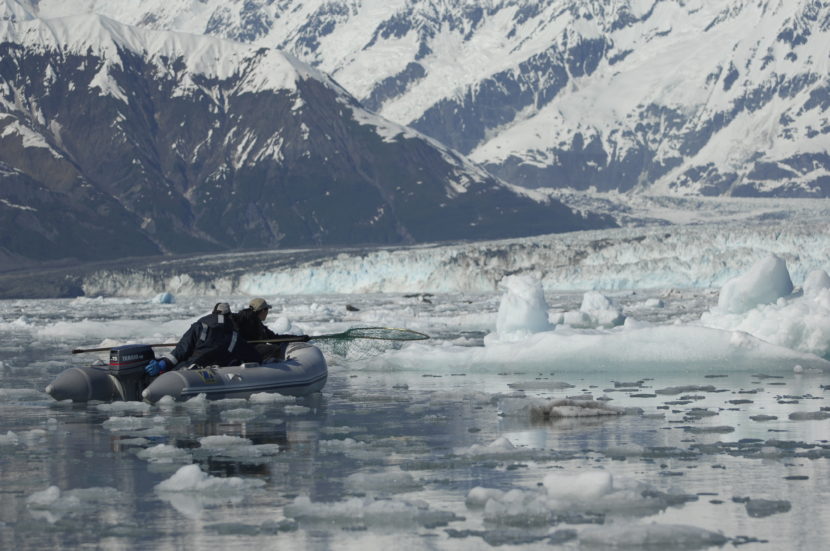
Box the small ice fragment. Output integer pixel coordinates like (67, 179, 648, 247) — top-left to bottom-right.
(543, 471, 613, 500)
(0, 431, 19, 446)
(96, 401, 151, 414)
(803, 269, 830, 297)
(249, 392, 296, 404)
(151, 292, 175, 304)
(219, 408, 258, 421)
(465, 487, 505, 509)
(154, 464, 264, 493)
(788, 411, 830, 421)
(26, 486, 61, 507)
(344, 469, 422, 494)
(579, 523, 728, 547)
(455, 436, 516, 456)
(198, 435, 253, 448)
(745, 499, 791, 518)
(136, 444, 192, 464)
(102, 415, 165, 431)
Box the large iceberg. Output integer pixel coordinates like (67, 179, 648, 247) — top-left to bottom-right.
(701, 258, 830, 359)
(716, 255, 793, 314)
(390, 258, 830, 373)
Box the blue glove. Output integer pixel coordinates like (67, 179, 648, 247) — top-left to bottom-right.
(145, 358, 170, 376)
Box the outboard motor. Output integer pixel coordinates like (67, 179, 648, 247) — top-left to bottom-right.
(108, 345, 155, 401)
(46, 345, 155, 402)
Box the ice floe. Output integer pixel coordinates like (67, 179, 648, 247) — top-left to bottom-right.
(284, 495, 459, 528)
(154, 464, 265, 494)
(578, 523, 728, 548)
(344, 469, 422, 494)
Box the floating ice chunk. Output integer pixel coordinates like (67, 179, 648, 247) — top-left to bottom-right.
(803, 269, 830, 297)
(154, 464, 265, 494)
(498, 397, 625, 421)
(491, 275, 551, 341)
(136, 444, 192, 464)
(655, 385, 717, 395)
(466, 487, 505, 509)
(604, 444, 646, 458)
(26, 485, 121, 523)
(151, 292, 175, 304)
(344, 469, 422, 494)
(219, 408, 258, 421)
(717, 255, 793, 314)
(483, 489, 550, 526)
(252, 444, 282, 456)
(701, 274, 830, 359)
(559, 310, 593, 328)
(506, 380, 574, 391)
(543, 471, 613, 501)
(96, 401, 151, 414)
(788, 411, 830, 421)
(396, 323, 830, 373)
(318, 438, 386, 461)
(198, 435, 253, 448)
(478, 475, 695, 525)
(319, 438, 366, 452)
(455, 436, 517, 456)
(283, 405, 311, 415)
(579, 291, 625, 328)
(102, 415, 165, 431)
(284, 495, 459, 528)
(183, 393, 208, 408)
(20, 428, 47, 446)
(0, 388, 48, 402)
(200, 445, 264, 460)
(156, 395, 176, 406)
(26, 486, 63, 508)
(0, 430, 19, 446)
(745, 498, 791, 518)
(579, 523, 728, 548)
(249, 392, 296, 404)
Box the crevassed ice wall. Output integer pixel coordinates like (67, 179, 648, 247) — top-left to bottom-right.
(81, 221, 830, 296)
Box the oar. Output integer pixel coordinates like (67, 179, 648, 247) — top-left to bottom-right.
(71, 327, 429, 355)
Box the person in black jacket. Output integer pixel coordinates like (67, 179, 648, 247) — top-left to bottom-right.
(144, 303, 260, 376)
(233, 297, 299, 362)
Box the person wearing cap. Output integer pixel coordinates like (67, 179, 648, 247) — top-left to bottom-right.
(144, 302, 260, 376)
(233, 298, 297, 362)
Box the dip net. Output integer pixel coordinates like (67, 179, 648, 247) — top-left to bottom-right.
(311, 327, 429, 361)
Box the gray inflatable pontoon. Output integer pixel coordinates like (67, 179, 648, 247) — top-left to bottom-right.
(46, 343, 327, 403)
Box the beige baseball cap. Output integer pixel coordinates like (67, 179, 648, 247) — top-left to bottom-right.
(249, 298, 272, 312)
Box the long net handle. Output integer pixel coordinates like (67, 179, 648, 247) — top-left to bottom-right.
(71, 327, 428, 354)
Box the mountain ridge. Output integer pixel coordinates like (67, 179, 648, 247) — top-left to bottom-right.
(42, 0, 829, 197)
(0, 4, 612, 270)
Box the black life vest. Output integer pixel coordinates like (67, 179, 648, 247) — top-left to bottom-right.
(189, 313, 242, 367)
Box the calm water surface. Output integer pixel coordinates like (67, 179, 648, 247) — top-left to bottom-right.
(1, 293, 828, 550)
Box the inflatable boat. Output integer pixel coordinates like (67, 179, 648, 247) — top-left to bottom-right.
(45, 342, 327, 403)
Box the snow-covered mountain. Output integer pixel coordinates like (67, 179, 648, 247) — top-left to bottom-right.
(0, 0, 612, 269)
(38, 0, 830, 197)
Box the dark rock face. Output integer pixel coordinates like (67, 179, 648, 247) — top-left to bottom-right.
(0, 19, 613, 270)
(157, 0, 829, 198)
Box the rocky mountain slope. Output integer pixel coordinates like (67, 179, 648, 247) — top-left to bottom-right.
(0, 2, 612, 269)
(43, 0, 829, 197)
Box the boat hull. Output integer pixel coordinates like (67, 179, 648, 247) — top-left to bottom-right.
(143, 343, 327, 402)
(46, 343, 327, 403)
